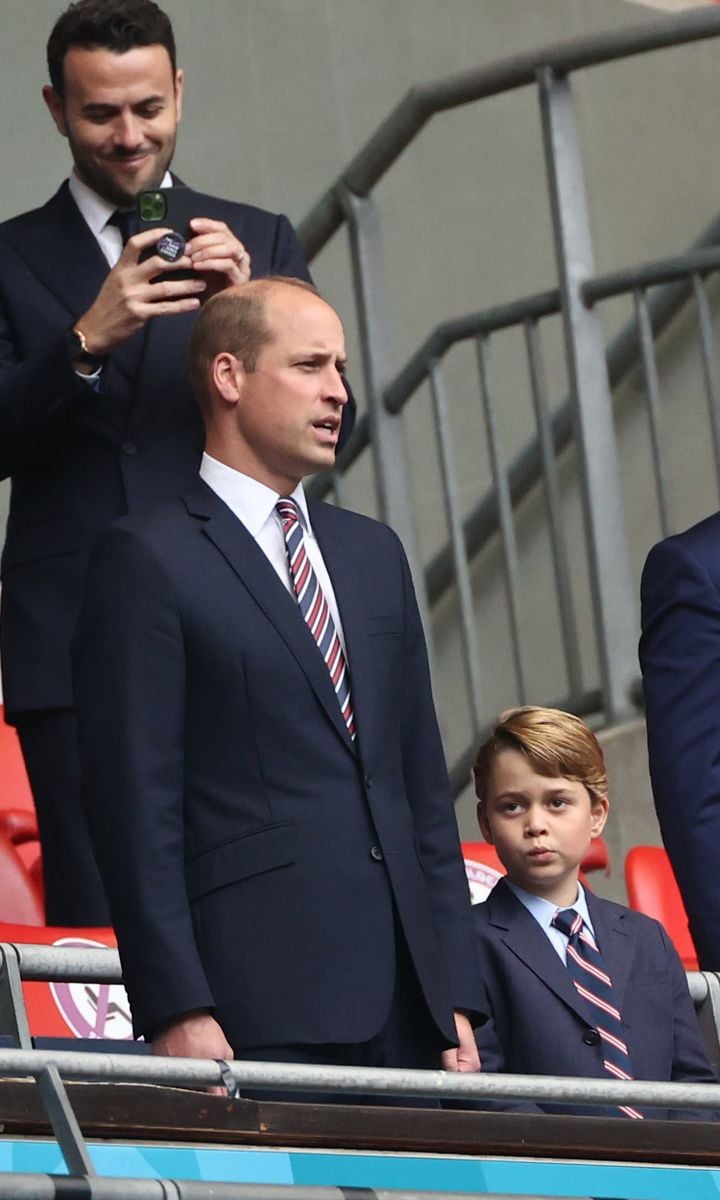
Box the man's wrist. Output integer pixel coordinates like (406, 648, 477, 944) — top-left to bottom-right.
(66, 324, 105, 374)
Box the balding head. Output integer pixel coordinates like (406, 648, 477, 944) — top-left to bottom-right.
(188, 278, 348, 493)
(189, 277, 321, 415)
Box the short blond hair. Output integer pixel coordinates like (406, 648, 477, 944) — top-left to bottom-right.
(473, 706, 608, 806)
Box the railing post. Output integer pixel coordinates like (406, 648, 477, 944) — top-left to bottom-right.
(338, 185, 431, 640)
(538, 66, 638, 722)
(0, 943, 32, 1049)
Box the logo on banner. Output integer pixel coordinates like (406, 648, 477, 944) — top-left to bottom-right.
(49, 937, 134, 1040)
(464, 858, 503, 904)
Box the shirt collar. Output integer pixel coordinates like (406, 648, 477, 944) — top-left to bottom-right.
(506, 879, 594, 935)
(200, 452, 310, 537)
(68, 170, 173, 239)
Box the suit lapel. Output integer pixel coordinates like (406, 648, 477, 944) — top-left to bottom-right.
(3, 183, 108, 320)
(488, 880, 598, 1025)
(183, 481, 355, 753)
(309, 502, 374, 755)
(586, 892, 635, 1010)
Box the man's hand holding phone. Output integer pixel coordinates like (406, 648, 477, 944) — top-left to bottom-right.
(74, 227, 206, 358)
(186, 217, 252, 300)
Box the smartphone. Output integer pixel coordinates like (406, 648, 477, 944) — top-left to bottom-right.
(137, 186, 200, 282)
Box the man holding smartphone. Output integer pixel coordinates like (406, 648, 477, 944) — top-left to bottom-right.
(0, 0, 347, 926)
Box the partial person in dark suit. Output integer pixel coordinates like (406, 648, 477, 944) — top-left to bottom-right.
(640, 514, 720, 971)
(471, 706, 716, 1120)
(73, 278, 484, 1077)
(0, 0, 353, 925)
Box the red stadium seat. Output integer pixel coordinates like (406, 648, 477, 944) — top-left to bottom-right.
(624, 845, 699, 971)
(0, 833, 44, 925)
(0, 705, 43, 891)
(0, 706, 34, 813)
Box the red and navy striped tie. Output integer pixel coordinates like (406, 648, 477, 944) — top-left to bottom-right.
(552, 907, 643, 1120)
(276, 499, 356, 740)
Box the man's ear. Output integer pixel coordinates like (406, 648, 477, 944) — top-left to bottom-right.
(212, 352, 243, 404)
(174, 68, 184, 124)
(43, 85, 68, 137)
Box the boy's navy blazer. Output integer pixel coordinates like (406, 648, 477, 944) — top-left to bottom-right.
(73, 481, 485, 1050)
(473, 878, 716, 1119)
(0, 180, 314, 717)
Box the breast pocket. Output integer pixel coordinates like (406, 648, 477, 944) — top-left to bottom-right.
(368, 614, 402, 636)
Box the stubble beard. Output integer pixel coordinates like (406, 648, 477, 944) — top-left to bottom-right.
(67, 127, 177, 209)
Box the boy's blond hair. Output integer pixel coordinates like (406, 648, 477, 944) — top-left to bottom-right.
(473, 705, 608, 806)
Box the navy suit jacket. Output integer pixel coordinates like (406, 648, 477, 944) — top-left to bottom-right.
(640, 512, 720, 971)
(0, 182, 313, 718)
(473, 879, 716, 1119)
(72, 481, 485, 1050)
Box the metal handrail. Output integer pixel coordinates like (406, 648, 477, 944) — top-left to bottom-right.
(298, 8, 720, 259)
(584, 245, 720, 305)
(1, 1044, 719, 1111)
(1, 944, 717, 1102)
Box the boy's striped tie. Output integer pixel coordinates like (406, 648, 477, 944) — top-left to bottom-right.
(276, 498, 355, 740)
(552, 907, 643, 1119)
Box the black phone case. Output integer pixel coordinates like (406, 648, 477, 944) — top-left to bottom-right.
(137, 186, 200, 281)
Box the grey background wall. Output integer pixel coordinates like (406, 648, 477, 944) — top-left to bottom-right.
(2, 0, 719, 894)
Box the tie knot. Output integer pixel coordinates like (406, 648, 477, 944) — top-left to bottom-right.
(276, 498, 299, 530)
(108, 208, 138, 245)
(552, 908, 582, 939)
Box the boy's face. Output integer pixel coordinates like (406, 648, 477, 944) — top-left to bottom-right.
(478, 748, 608, 907)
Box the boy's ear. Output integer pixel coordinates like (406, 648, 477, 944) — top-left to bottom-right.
(590, 793, 609, 838)
(476, 799, 494, 844)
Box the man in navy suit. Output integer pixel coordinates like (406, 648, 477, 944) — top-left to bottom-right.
(640, 514, 720, 971)
(0, 0, 352, 925)
(73, 278, 484, 1073)
(471, 706, 715, 1120)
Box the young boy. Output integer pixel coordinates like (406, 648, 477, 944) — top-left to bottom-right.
(472, 705, 717, 1119)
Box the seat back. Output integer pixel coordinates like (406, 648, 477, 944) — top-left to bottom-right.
(0, 707, 34, 813)
(0, 833, 44, 925)
(0, 707, 42, 885)
(624, 845, 699, 970)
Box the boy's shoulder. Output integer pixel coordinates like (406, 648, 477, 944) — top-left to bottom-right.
(473, 880, 668, 946)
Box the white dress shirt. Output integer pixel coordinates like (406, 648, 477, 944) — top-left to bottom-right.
(506, 879, 595, 964)
(69, 169, 173, 267)
(199, 454, 349, 655)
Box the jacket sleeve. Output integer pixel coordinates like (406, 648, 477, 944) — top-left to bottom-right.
(640, 535, 720, 970)
(0, 287, 98, 480)
(394, 532, 486, 1022)
(269, 214, 313, 282)
(72, 523, 216, 1040)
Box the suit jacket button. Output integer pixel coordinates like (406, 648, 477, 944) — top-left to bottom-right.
(122, 440, 137, 455)
(583, 1028, 600, 1046)
(364, 774, 373, 789)
(370, 845, 384, 862)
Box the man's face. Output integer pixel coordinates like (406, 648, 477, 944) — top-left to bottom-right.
(43, 44, 183, 208)
(478, 748, 608, 907)
(228, 288, 349, 494)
